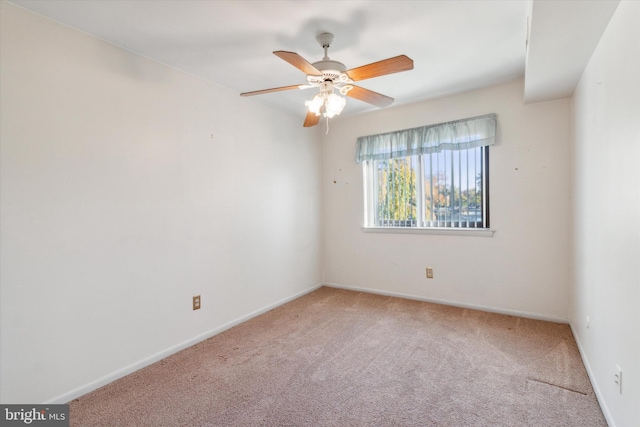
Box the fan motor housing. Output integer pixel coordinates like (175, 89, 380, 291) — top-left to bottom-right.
(312, 59, 346, 81)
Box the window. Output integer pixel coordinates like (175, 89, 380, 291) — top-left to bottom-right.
(356, 114, 496, 230)
(363, 147, 489, 228)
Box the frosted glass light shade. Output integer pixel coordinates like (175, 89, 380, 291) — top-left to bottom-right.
(324, 93, 346, 118)
(305, 94, 324, 116)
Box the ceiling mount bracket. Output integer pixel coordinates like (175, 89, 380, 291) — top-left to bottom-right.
(317, 32, 335, 59)
(316, 32, 334, 48)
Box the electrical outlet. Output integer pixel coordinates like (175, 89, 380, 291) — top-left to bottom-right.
(193, 295, 201, 311)
(614, 366, 622, 394)
(426, 267, 434, 279)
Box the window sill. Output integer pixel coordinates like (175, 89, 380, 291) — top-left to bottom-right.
(361, 226, 494, 237)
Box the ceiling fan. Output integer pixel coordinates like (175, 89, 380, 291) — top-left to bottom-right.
(240, 33, 414, 127)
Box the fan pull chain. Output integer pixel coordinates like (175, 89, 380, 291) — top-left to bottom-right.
(325, 116, 330, 134)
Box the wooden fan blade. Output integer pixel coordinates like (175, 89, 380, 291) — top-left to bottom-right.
(274, 51, 322, 76)
(346, 86, 394, 108)
(240, 84, 310, 97)
(346, 55, 414, 81)
(303, 111, 321, 127)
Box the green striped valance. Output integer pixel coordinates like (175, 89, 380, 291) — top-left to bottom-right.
(355, 113, 497, 163)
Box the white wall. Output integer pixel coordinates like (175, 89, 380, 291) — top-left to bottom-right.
(570, 2, 640, 426)
(0, 2, 322, 404)
(322, 79, 572, 321)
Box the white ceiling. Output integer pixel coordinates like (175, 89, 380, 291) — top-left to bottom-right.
(8, 0, 620, 119)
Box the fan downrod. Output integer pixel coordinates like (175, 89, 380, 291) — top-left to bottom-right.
(312, 32, 346, 74)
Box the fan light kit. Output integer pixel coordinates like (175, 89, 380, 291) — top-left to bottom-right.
(241, 33, 414, 128)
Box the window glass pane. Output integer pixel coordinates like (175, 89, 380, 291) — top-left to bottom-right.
(374, 157, 418, 227)
(423, 147, 484, 228)
(364, 147, 487, 229)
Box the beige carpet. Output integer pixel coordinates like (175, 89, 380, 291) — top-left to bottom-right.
(69, 287, 606, 426)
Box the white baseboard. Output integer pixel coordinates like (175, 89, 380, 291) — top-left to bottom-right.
(569, 323, 615, 427)
(322, 282, 569, 324)
(46, 284, 323, 404)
